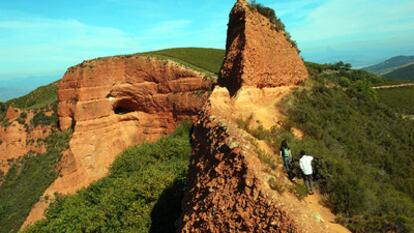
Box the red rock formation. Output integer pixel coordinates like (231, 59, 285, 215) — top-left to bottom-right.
(218, 0, 308, 95)
(0, 107, 51, 173)
(24, 55, 213, 226)
(179, 0, 310, 232)
(178, 106, 299, 232)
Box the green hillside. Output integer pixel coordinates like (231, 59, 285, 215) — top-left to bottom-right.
(143, 47, 225, 75)
(7, 83, 58, 109)
(285, 64, 414, 233)
(384, 63, 414, 81)
(363, 55, 414, 75)
(23, 123, 191, 233)
(378, 86, 414, 114)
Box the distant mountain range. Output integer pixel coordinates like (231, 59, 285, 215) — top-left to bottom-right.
(363, 56, 414, 80)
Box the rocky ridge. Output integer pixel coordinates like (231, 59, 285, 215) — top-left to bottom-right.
(178, 1, 348, 232)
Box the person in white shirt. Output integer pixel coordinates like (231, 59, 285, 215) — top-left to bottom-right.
(299, 150, 314, 195)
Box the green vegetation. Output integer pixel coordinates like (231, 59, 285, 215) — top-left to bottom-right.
(377, 86, 414, 114)
(23, 122, 192, 233)
(363, 55, 414, 75)
(282, 64, 414, 232)
(7, 83, 58, 109)
(248, 1, 299, 52)
(143, 48, 225, 75)
(384, 63, 414, 81)
(0, 130, 72, 233)
(0, 101, 6, 121)
(30, 103, 59, 128)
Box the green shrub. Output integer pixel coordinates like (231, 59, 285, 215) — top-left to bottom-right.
(30, 109, 58, 128)
(17, 112, 28, 125)
(268, 176, 285, 193)
(23, 123, 192, 233)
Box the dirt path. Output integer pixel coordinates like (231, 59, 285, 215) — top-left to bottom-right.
(373, 83, 414, 89)
(303, 193, 351, 233)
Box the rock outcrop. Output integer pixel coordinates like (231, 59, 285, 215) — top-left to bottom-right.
(24, 54, 213, 226)
(178, 0, 311, 232)
(218, 0, 308, 96)
(54, 55, 211, 193)
(0, 107, 51, 173)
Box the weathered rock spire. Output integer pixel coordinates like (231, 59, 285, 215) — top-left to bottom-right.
(217, 0, 308, 96)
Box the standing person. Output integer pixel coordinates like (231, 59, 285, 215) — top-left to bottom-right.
(279, 140, 292, 173)
(299, 150, 314, 195)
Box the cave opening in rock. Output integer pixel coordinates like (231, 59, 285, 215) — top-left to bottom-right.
(113, 99, 140, 115)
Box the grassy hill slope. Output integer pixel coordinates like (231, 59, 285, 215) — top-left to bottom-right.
(143, 48, 225, 75)
(384, 63, 414, 81)
(363, 55, 414, 75)
(377, 86, 414, 114)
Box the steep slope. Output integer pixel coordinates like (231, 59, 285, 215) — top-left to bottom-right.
(178, 1, 348, 232)
(23, 54, 214, 226)
(0, 94, 69, 233)
(384, 63, 414, 80)
(363, 55, 414, 75)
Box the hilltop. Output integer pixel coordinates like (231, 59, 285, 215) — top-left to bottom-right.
(363, 55, 414, 76)
(383, 63, 414, 81)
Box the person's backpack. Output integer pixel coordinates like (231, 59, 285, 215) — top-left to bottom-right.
(282, 148, 290, 157)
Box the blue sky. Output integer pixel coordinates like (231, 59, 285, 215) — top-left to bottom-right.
(0, 0, 414, 99)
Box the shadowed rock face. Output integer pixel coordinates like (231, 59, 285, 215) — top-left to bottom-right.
(218, 0, 308, 96)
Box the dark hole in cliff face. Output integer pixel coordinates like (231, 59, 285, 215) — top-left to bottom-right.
(113, 98, 140, 115)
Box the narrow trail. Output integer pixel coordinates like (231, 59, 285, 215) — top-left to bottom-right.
(256, 140, 351, 233)
(372, 83, 414, 89)
(303, 193, 351, 233)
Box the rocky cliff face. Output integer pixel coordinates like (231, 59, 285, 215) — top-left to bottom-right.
(24, 55, 213, 226)
(178, 0, 311, 232)
(218, 0, 308, 96)
(0, 107, 51, 174)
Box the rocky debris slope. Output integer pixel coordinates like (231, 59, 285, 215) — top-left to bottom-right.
(178, 94, 299, 232)
(24, 54, 213, 226)
(217, 0, 308, 95)
(0, 106, 52, 174)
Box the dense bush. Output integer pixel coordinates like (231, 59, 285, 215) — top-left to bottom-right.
(0, 130, 71, 233)
(378, 86, 414, 114)
(277, 66, 414, 232)
(23, 122, 192, 233)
